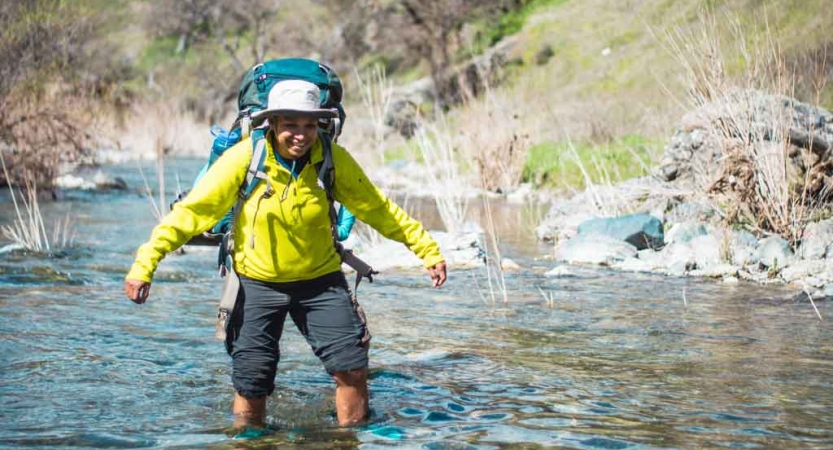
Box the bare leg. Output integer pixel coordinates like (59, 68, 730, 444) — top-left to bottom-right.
(332, 368, 369, 427)
(233, 393, 266, 428)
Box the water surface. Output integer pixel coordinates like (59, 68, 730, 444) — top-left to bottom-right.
(1, 160, 830, 449)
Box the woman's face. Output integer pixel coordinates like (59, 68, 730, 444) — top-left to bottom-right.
(270, 115, 319, 160)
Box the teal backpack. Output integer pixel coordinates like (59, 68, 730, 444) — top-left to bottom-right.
(180, 58, 374, 282)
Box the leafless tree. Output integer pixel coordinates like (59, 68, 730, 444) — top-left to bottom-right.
(0, 0, 99, 187)
(323, 0, 523, 106)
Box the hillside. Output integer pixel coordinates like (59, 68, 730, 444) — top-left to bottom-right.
(1, 0, 831, 191)
(440, 0, 833, 190)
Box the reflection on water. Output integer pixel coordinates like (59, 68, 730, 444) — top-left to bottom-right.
(1, 160, 831, 449)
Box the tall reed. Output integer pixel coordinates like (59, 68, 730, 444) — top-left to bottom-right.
(136, 163, 163, 221)
(481, 196, 508, 305)
(413, 115, 469, 233)
(355, 64, 394, 167)
(0, 151, 75, 251)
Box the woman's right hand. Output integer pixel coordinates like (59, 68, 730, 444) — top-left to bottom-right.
(125, 279, 151, 304)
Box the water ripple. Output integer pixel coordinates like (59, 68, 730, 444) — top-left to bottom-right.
(1, 180, 832, 448)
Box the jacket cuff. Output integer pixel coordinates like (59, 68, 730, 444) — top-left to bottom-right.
(422, 252, 445, 269)
(126, 264, 153, 283)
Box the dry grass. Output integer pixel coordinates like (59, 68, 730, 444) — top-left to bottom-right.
(105, 101, 216, 161)
(354, 64, 394, 167)
(537, 286, 555, 308)
(0, 151, 75, 252)
(802, 287, 823, 321)
(136, 159, 163, 222)
(455, 86, 531, 192)
(661, 6, 831, 243)
(480, 197, 508, 305)
(412, 114, 471, 232)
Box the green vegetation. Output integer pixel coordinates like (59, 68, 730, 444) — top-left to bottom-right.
(383, 140, 422, 164)
(468, 0, 569, 55)
(522, 135, 659, 190)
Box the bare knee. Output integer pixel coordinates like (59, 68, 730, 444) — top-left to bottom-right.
(332, 367, 367, 386)
(332, 368, 368, 426)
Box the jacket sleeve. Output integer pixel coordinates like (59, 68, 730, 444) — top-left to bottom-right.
(126, 141, 252, 282)
(336, 205, 356, 241)
(330, 145, 445, 268)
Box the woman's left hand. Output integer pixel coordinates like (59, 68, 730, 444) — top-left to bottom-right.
(428, 261, 447, 288)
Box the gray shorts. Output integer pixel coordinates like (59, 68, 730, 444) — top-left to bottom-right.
(226, 271, 370, 399)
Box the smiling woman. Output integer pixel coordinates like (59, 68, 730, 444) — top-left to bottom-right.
(124, 77, 448, 431)
(272, 116, 320, 159)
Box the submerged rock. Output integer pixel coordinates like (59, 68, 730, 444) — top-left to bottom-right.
(612, 257, 656, 273)
(500, 258, 521, 271)
(689, 264, 740, 278)
(54, 170, 127, 191)
(544, 265, 574, 277)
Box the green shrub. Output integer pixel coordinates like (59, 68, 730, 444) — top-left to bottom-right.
(522, 134, 659, 189)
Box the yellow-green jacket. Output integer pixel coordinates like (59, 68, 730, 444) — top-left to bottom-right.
(127, 135, 444, 283)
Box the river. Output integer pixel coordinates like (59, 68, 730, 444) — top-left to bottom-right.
(1, 159, 831, 449)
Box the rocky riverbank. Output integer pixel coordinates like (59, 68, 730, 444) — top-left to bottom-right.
(537, 90, 833, 299)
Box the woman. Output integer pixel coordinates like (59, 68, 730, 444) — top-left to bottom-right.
(124, 79, 447, 427)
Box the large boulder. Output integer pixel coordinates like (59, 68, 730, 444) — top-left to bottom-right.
(755, 236, 794, 269)
(555, 233, 638, 265)
(656, 89, 833, 191)
(689, 234, 723, 269)
(664, 199, 724, 224)
(665, 221, 708, 245)
(799, 219, 833, 260)
(659, 242, 696, 275)
(779, 259, 827, 283)
(536, 176, 668, 242)
(730, 230, 759, 267)
(576, 214, 664, 250)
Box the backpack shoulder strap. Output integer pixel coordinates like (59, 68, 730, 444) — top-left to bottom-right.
(219, 129, 272, 274)
(316, 132, 377, 290)
(242, 128, 270, 199)
(316, 132, 337, 225)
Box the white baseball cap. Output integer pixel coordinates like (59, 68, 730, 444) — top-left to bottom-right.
(251, 79, 338, 121)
